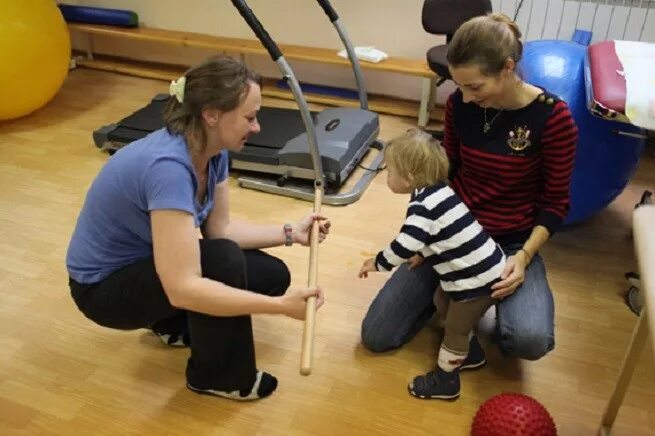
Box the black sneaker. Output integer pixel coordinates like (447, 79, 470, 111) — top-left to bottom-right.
(187, 371, 278, 401)
(148, 315, 190, 347)
(460, 335, 486, 370)
(152, 330, 190, 347)
(408, 367, 460, 400)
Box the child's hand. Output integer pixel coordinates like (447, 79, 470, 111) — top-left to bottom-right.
(358, 258, 377, 278)
(407, 254, 424, 270)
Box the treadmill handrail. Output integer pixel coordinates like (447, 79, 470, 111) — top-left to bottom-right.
(231, 0, 369, 110)
(230, 0, 324, 185)
(230, 0, 282, 62)
(316, 0, 338, 22)
(315, 0, 369, 109)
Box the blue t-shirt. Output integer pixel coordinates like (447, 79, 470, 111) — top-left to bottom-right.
(66, 128, 229, 284)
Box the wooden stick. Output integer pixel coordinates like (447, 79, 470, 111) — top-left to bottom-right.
(300, 186, 323, 375)
(599, 310, 648, 434)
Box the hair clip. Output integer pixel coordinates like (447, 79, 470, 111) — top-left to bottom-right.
(169, 76, 186, 103)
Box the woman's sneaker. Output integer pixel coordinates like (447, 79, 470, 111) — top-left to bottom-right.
(460, 335, 486, 370)
(153, 330, 190, 347)
(148, 316, 190, 347)
(408, 367, 460, 400)
(187, 371, 278, 401)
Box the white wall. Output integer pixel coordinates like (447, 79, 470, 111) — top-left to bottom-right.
(63, 0, 451, 102)
(63, 0, 655, 104)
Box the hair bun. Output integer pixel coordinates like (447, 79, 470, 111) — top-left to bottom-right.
(488, 13, 522, 40)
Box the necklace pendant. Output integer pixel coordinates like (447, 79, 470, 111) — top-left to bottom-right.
(483, 123, 490, 133)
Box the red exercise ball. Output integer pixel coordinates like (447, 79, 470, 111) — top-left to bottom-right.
(471, 393, 557, 436)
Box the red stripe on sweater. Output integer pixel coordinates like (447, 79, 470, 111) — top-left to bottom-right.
(445, 98, 577, 236)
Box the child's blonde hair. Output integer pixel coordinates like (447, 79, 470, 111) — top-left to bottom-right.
(384, 129, 450, 189)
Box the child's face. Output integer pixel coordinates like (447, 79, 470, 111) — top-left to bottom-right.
(386, 164, 413, 194)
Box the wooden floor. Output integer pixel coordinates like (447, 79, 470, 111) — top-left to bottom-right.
(0, 69, 654, 435)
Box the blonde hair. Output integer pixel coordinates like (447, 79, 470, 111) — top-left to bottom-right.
(163, 55, 261, 154)
(384, 129, 450, 189)
(446, 13, 523, 76)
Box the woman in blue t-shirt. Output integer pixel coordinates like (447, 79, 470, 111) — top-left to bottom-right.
(66, 55, 329, 401)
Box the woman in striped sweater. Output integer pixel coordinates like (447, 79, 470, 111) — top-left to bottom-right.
(361, 13, 577, 385)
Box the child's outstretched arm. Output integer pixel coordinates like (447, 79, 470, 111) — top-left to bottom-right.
(358, 253, 421, 278)
(358, 258, 377, 278)
(375, 205, 432, 272)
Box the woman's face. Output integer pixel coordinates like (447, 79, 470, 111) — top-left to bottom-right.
(209, 81, 262, 152)
(448, 63, 509, 109)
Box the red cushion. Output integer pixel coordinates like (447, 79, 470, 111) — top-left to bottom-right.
(588, 40, 626, 114)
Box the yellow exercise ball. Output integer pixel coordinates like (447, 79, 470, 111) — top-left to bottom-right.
(0, 1, 71, 121)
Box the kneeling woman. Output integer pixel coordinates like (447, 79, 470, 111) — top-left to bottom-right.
(362, 14, 577, 365)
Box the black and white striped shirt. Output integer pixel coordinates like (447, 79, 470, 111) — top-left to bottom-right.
(375, 182, 506, 301)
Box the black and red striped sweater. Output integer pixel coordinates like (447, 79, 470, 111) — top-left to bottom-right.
(443, 89, 578, 245)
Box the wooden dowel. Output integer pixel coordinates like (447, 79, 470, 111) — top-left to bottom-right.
(300, 187, 323, 375)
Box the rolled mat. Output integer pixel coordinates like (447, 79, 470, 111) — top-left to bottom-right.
(58, 4, 138, 28)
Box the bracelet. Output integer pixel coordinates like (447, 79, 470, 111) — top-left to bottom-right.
(283, 223, 293, 246)
(518, 248, 532, 263)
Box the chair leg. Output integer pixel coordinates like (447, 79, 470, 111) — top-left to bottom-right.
(417, 77, 436, 128)
(428, 78, 438, 113)
(418, 76, 448, 128)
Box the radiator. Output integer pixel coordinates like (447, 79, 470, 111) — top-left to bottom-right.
(491, 0, 655, 42)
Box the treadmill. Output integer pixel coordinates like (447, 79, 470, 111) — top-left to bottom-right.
(93, 0, 384, 205)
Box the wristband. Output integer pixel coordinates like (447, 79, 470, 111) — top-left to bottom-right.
(518, 248, 532, 263)
(284, 223, 294, 246)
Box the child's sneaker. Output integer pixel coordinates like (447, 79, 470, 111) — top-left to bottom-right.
(408, 367, 460, 400)
(460, 335, 486, 370)
(187, 371, 277, 401)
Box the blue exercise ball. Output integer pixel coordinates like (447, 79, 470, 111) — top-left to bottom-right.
(520, 40, 646, 225)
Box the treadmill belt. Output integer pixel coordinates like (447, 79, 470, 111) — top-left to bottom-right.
(120, 98, 167, 132)
(247, 107, 317, 150)
(109, 98, 315, 152)
(105, 97, 167, 145)
(107, 125, 153, 145)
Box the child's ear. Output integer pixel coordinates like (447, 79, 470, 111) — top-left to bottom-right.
(405, 173, 415, 189)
